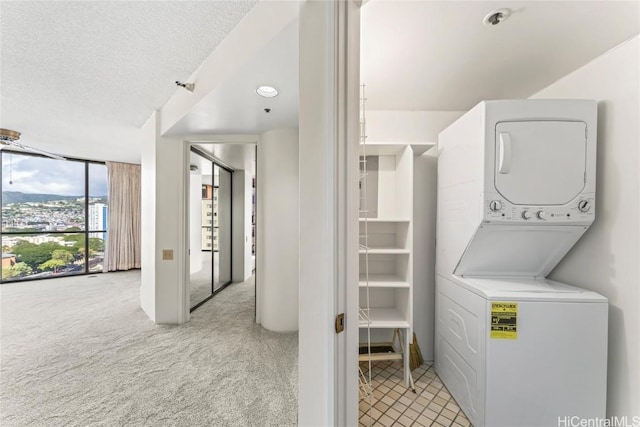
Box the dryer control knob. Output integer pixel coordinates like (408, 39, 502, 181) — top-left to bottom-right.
(578, 200, 591, 212)
(489, 200, 502, 211)
(521, 210, 532, 220)
(536, 210, 547, 220)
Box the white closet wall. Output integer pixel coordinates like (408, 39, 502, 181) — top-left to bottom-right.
(413, 150, 438, 360)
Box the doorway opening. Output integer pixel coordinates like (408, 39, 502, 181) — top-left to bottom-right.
(187, 142, 257, 314)
(189, 147, 234, 311)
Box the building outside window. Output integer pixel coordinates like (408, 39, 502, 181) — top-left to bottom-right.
(1, 151, 108, 282)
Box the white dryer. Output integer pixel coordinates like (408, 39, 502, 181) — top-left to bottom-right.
(435, 100, 607, 427)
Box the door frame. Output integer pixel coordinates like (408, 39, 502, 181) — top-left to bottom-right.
(188, 146, 235, 312)
(298, 1, 361, 425)
(182, 136, 258, 320)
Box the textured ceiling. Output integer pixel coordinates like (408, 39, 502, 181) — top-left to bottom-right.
(0, 0, 257, 162)
(362, 1, 640, 111)
(4, 1, 638, 164)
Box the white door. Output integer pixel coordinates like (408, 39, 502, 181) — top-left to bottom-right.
(494, 121, 587, 205)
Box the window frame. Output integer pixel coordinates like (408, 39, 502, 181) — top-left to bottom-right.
(0, 150, 108, 283)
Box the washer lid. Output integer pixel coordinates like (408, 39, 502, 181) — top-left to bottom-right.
(457, 277, 607, 302)
(494, 120, 587, 205)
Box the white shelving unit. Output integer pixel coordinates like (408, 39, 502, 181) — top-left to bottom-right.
(201, 200, 213, 251)
(359, 143, 415, 388)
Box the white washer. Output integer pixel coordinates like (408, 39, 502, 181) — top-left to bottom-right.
(436, 275, 607, 427)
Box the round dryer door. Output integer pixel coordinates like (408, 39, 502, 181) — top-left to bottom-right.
(494, 121, 587, 205)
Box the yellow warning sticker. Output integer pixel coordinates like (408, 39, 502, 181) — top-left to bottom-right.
(490, 302, 518, 339)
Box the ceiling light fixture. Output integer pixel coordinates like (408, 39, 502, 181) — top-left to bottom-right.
(483, 8, 511, 26)
(0, 128, 20, 143)
(0, 128, 65, 160)
(256, 86, 278, 98)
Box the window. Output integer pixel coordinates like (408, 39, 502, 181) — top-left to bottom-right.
(1, 151, 108, 282)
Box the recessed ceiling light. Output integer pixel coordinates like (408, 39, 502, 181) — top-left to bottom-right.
(256, 86, 278, 98)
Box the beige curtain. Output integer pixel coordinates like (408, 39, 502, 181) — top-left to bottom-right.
(104, 161, 141, 271)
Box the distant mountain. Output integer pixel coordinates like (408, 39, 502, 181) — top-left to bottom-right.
(2, 191, 82, 204)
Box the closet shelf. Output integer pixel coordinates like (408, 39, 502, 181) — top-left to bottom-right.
(359, 248, 410, 254)
(358, 308, 410, 329)
(359, 218, 410, 223)
(359, 274, 410, 288)
(358, 352, 403, 362)
(360, 142, 435, 156)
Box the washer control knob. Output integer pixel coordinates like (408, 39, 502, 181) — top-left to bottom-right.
(578, 200, 591, 212)
(489, 200, 502, 211)
(521, 210, 532, 220)
(536, 210, 547, 220)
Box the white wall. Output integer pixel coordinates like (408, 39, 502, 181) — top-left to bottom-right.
(232, 170, 252, 282)
(218, 168, 232, 284)
(140, 112, 188, 325)
(189, 172, 202, 273)
(140, 113, 157, 321)
(413, 149, 438, 361)
(366, 110, 464, 142)
(256, 128, 299, 332)
(531, 35, 639, 418)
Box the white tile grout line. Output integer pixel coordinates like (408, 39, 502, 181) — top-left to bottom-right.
(358, 362, 471, 427)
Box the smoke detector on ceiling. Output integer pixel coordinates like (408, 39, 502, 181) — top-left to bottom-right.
(483, 8, 511, 26)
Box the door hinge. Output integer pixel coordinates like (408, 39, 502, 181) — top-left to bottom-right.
(335, 313, 345, 334)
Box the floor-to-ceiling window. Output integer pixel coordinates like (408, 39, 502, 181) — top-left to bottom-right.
(1, 151, 108, 282)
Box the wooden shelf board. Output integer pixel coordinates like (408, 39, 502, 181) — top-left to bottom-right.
(358, 341, 404, 362)
(359, 353, 403, 362)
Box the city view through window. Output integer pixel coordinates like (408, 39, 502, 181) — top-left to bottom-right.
(1, 152, 108, 282)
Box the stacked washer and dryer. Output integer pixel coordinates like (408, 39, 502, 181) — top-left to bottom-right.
(435, 100, 608, 427)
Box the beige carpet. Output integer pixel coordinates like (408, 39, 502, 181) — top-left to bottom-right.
(0, 271, 297, 426)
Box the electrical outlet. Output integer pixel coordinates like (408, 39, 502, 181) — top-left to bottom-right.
(162, 249, 173, 260)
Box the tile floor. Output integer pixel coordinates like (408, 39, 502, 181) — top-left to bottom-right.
(359, 361, 471, 427)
